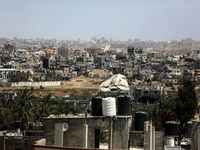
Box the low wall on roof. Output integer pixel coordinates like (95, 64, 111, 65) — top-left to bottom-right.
(43, 116, 132, 149)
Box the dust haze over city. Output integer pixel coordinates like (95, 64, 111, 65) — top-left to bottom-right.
(1, 0, 200, 150)
(1, 0, 200, 41)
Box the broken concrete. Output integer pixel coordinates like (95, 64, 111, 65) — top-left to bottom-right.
(98, 74, 129, 93)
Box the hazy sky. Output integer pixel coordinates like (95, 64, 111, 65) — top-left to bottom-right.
(1, 0, 200, 41)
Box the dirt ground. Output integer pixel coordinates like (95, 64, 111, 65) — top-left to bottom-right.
(0, 77, 102, 98)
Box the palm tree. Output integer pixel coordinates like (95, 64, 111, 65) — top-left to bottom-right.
(37, 94, 52, 123)
(0, 107, 16, 130)
(13, 89, 36, 130)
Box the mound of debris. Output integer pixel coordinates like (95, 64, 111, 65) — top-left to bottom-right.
(98, 74, 129, 93)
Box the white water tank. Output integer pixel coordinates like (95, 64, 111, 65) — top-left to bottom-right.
(166, 137, 175, 146)
(102, 97, 116, 116)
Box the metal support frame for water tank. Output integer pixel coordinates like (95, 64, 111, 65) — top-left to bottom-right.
(83, 108, 90, 148)
(109, 116, 113, 149)
(163, 135, 179, 149)
(164, 121, 179, 147)
(83, 124, 88, 148)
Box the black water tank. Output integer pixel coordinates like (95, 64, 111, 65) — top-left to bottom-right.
(92, 96, 102, 116)
(26, 130, 33, 136)
(15, 121, 21, 129)
(134, 111, 147, 131)
(165, 121, 178, 136)
(117, 95, 131, 115)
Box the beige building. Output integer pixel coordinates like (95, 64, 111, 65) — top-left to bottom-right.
(84, 48, 102, 56)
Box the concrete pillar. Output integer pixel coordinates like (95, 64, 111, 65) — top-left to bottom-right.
(83, 124, 88, 148)
(109, 117, 113, 149)
(148, 124, 152, 150)
(147, 122, 155, 150)
(198, 126, 200, 150)
(54, 123, 64, 146)
(144, 121, 150, 132)
(152, 126, 155, 150)
(0, 136, 5, 150)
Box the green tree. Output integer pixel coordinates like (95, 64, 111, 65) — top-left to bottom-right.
(66, 105, 81, 115)
(134, 94, 178, 131)
(83, 89, 91, 100)
(8, 71, 31, 82)
(51, 98, 68, 115)
(165, 82, 173, 86)
(13, 89, 36, 130)
(0, 107, 16, 130)
(152, 73, 159, 81)
(113, 67, 124, 74)
(174, 79, 197, 137)
(36, 94, 52, 123)
(84, 71, 89, 77)
(45, 71, 62, 81)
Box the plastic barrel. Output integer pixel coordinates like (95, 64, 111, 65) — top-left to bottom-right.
(102, 97, 116, 116)
(165, 121, 178, 136)
(117, 95, 131, 115)
(134, 111, 147, 131)
(92, 96, 102, 116)
(15, 121, 21, 129)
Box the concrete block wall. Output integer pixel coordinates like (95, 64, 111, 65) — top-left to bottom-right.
(112, 116, 132, 149)
(11, 81, 61, 87)
(144, 131, 147, 149)
(43, 117, 110, 148)
(4, 136, 43, 150)
(43, 116, 131, 149)
(144, 130, 164, 150)
(154, 131, 164, 150)
(191, 120, 200, 150)
(0, 136, 5, 150)
(26, 136, 44, 150)
(129, 132, 144, 147)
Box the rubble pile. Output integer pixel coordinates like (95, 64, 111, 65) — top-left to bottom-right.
(98, 74, 129, 93)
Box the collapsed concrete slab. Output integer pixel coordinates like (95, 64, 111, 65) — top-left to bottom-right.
(98, 74, 129, 93)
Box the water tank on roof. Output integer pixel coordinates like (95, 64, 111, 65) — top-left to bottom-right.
(134, 111, 147, 131)
(102, 97, 116, 116)
(117, 95, 131, 115)
(165, 121, 178, 136)
(26, 130, 33, 136)
(15, 121, 21, 129)
(92, 96, 103, 116)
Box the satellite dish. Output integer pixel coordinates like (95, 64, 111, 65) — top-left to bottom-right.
(63, 123, 69, 131)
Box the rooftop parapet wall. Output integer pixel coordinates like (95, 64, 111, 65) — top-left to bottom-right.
(43, 116, 131, 149)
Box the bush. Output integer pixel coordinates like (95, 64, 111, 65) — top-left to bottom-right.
(165, 82, 173, 86)
(40, 86, 44, 89)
